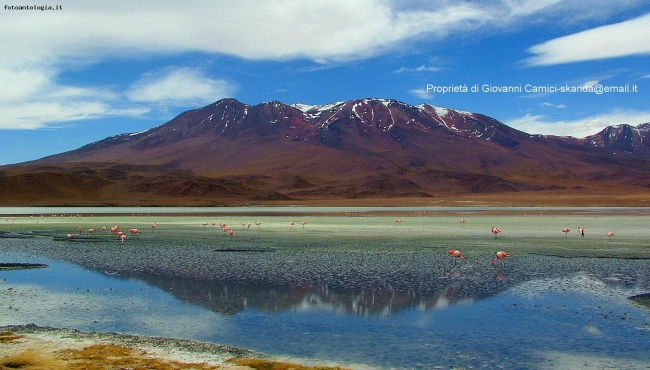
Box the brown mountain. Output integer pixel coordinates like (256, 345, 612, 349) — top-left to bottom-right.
(2, 98, 650, 206)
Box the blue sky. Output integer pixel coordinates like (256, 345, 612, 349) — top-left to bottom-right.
(1, 0, 649, 165)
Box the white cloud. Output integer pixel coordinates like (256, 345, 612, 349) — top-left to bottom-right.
(126, 67, 236, 107)
(541, 102, 567, 109)
(525, 12, 650, 66)
(394, 65, 441, 73)
(409, 88, 433, 100)
(505, 109, 650, 138)
(0, 101, 148, 130)
(0, 62, 148, 130)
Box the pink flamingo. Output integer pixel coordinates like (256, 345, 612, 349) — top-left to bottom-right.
(290, 221, 296, 227)
(229, 229, 235, 236)
(607, 231, 615, 241)
(460, 219, 466, 226)
(301, 221, 307, 229)
(101, 226, 107, 233)
(120, 234, 126, 243)
(578, 227, 585, 237)
(491, 227, 501, 238)
(448, 250, 467, 262)
(394, 219, 402, 223)
(255, 222, 262, 230)
(66, 233, 74, 242)
(77, 226, 83, 235)
(562, 228, 570, 237)
(491, 251, 511, 265)
(129, 228, 141, 238)
(151, 222, 157, 232)
(87, 228, 96, 237)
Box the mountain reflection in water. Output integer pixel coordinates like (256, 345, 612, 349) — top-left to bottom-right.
(118, 262, 641, 317)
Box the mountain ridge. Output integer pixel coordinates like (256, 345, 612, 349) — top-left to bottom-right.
(1, 97, 649, 206)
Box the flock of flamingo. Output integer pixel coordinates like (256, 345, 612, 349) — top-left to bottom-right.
(66, 223, 152, 243)
(56, 217, 618, 266)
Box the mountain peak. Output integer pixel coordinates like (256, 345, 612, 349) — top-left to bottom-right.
(7, 97, 650, 206)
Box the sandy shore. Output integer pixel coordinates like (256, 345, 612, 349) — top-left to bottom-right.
(1, 324, 267, 369)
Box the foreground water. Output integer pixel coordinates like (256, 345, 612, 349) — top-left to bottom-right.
(2, 208, 650, 369)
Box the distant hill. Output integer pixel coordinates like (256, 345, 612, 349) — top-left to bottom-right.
(2, 98, 649, 206)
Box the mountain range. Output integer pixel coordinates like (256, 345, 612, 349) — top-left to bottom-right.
(2, 98, 650, 206)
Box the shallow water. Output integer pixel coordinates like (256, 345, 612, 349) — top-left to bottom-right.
(2, 209, 650, 369)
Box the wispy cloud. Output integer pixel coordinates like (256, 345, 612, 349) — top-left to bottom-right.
(409, 88, 433, 100)
(0, 63, 148, 130)
(126, 67, 236, 107)
(394, 65, 440, 73)
(505, 109, 650, 138)
(525, 12, 650, 66)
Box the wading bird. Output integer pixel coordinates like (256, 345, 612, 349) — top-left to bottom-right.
(448, 250, 467, 262)
(562, 228, 570, 237)
(129, 228, 141, 238)
(491, 227, 501, 238)
(607, 231, 615, 241)
(491, 251, 511, 265)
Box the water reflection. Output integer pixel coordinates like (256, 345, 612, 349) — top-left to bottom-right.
(117, 262, 646, 318)
(3, 254, 650, 370)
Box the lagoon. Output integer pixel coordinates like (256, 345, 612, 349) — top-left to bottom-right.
(2, 208, 650, 369)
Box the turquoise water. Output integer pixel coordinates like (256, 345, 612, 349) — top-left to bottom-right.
(2, 208, 650, 369)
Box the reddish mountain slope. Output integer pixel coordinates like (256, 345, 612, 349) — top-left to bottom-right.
(2, 98, 649, 206)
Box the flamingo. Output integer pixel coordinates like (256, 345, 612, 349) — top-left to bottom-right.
(290, 221, 296, 227)
(448, 250, 467, 262)
(66, 233, 74, 242)
(394, 219, 402, 223)
(129, 228, 141, 238)
(562, 228, 570, 237)
(77, 226, 83, 235)
(101, 226, 107, 233)
(491, 227, 501, 238)
(491, 251, 511, 265)
(301, 220, 307, 229)
(229, 229, 235, 236)
(255, 221, 262, 230)
(151, 222, 157, 232)
(87, 228, 96, 237)
(578, 227, 585, 237)
(607, 231, 615, 241)
(120, 234, 126, 243)
(460, 219, 466, 226)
